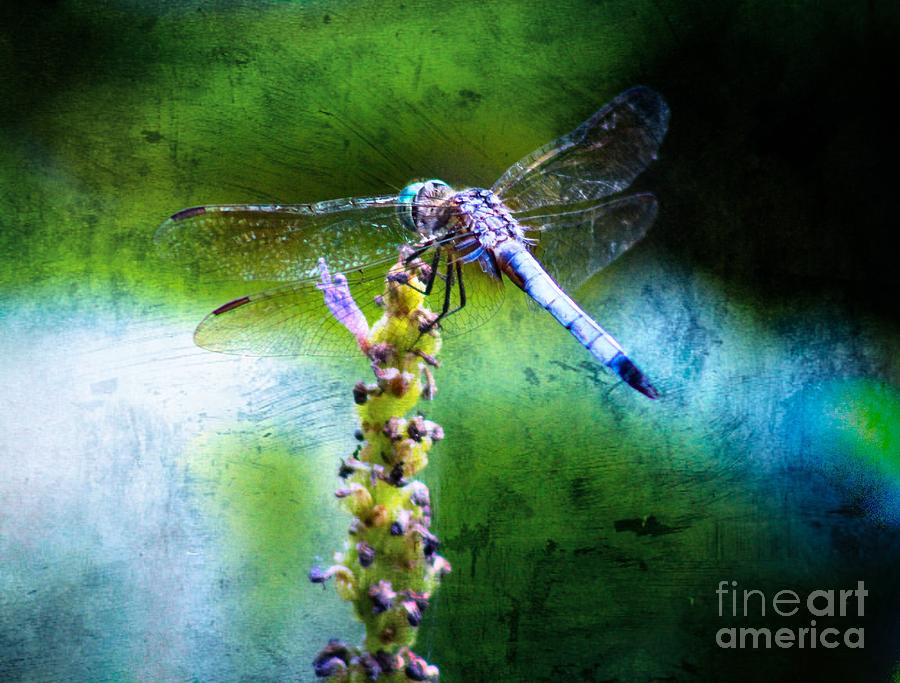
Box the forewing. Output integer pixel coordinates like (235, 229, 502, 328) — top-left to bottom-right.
(492, 87, 669, 213)
(155, 196, 414, 282)
(522, 193, 659, 291)
(193, 240, 506, 356)
(193, 262, 394, 357)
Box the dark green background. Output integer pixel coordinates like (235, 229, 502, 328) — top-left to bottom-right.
(1, 1, 898, 681)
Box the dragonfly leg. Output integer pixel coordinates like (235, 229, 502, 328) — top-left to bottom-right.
(403, 246, 442, 295)
(438, 259, 468, 321)
(419, 257, 468, 335)
(454, 259, 466, 311)
(422, 247, 443, 296)
(404, 241, 434, 264)
(436, 256, 456, 322)
(416, 256, 453, 336)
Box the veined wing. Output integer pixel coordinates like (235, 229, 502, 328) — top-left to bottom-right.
(492, 87, 669, 213)
(432, 253, 506, 338)
(192, 237, 505, 357)
(521, 193, 659, 292)
(155, 195, 415, 282)
(193, 259, 396, 357)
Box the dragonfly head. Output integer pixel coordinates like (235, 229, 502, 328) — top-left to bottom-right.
(397, 179, 453, 235)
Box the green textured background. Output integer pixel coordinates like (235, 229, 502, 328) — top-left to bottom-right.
(1, 1, 898, 681)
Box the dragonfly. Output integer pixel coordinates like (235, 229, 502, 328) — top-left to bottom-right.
(157, 86, 669, 399)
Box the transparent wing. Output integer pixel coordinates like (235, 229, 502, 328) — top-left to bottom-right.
(155, 195, 415, 282)
(434, 253, 506, 338)
(492, 87, 669, 213)
(193, 240, 505, 357)
(521, 193, 659, 292)
(193, 260, 396, 357)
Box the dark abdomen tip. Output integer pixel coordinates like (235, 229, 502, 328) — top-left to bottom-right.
(171, 206, 207, 221)
(608, 352, 659, 400)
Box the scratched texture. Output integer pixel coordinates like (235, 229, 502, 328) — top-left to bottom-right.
(1, 1, 899, 682)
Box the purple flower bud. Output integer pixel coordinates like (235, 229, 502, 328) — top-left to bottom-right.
(308, 564, 353, 585)
(336, 483, 373, 515)
(387, 464, 405, 486)
(323, 638, 349, 652)
(317, 259, 370, 343)
(356, 541, 376, 568)
(387, 271, 409, 285)
(353, 381, 369, 405)
(430, 555, 452, 577)
(407, 416, 427, 442)
(368, 342, 392, 364)
(368, 579, 396, 614)
(402, 599, 422, 626)
(313, 656, 346, 678)
(383, 417, 404, 441)
(414, 526, 439, 556)
(412, 349, 440, 368)
(408, 483, 430, 508)
(312, 639, 351, 677)
(391, 509, 411, 536)
(400, 592, 429, 627)
(339, 457, 370, 480)
(404, 653, 435, 681)
(308, 566, 328, 584)
(417, 316, 438, 334)
(405, 661, 427, 681)
(405, 590, 430, 612)
(422, 367, 437, 401)
(374, 650, 400, 673)
(359, 652, 382, 681)
(373, 365, 400, 383)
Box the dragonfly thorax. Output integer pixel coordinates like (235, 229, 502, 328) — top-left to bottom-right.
(450, 188, 526, 249)
(397, 181, 525, 252)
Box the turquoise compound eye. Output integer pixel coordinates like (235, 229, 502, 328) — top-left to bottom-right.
(397, 181, 425, 232)
(397, 179, 450, 232)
